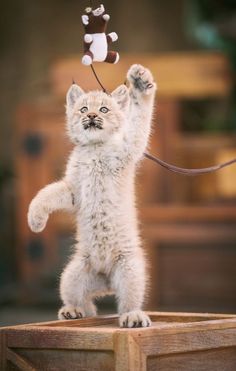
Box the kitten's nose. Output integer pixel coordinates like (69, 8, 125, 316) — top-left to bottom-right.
(87, 113, 97, 119)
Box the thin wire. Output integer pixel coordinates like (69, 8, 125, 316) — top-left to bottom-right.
(86, 0, 109, 94)
(85, 1, 236, 175)
(90, 64, 109, 94)
(144, 152, 236, 176)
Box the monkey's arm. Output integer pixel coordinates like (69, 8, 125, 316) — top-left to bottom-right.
(82, 34, 94, 65)
(106, 32, 118, 44)
(28, 180, 75, 233)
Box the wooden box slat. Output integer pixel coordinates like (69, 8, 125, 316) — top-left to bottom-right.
(1, 312, 236, 370)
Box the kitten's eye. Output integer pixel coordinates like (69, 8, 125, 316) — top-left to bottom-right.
(99, 107, 109, 113)
(80, 106, 88, 113)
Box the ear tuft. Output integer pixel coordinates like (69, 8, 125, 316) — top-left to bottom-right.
(66, 84, 84, 111)
(111, 84, 129, 110)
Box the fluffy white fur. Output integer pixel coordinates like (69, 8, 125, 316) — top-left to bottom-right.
(28, 64, 156, 328)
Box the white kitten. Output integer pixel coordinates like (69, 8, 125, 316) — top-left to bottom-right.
(28, 64, 156, 327)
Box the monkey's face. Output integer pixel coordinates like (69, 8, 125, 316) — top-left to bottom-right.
(84, 4, 105, 16)
(92, 4, 105, 16)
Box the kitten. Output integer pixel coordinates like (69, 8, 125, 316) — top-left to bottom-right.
(28, 64, 156, 327)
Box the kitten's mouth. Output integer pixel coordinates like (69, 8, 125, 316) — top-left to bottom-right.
(83, 120, 103, 130)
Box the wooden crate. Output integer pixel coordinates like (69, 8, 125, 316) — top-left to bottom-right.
(1, 312, 236, 370)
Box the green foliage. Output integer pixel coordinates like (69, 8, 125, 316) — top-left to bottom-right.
(185, 0, 236, 131)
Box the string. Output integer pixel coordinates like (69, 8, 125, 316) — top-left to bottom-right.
(85, 1, 236, 175)
(86, 0, 109, 93)
(90, 64, 109, 94)
(144, 152, 236, 176)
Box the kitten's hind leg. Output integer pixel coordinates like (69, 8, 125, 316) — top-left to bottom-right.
(58, 300, 97, 320)
(111, 252, 151, 328)
(58, 255, 109, 320)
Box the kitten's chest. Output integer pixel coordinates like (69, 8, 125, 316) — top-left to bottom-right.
(79, 159, 108, 192)
(72, 157, 122, 205)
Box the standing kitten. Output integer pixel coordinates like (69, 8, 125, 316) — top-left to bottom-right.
(28, 64, 156, 327)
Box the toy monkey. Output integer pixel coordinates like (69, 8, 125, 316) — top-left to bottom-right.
(81, 4, 119, 65)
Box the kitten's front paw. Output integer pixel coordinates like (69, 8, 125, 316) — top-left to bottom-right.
(28, 204, 48, 233)
(127, 64, 156, 95)
(58, 306, 85, 320)
(119, 310, 151, 328)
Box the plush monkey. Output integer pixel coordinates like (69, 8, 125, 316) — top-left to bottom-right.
(81, 4, 119, 65)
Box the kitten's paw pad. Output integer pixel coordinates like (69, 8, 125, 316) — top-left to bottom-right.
(28, 207, 48, 233)
(127, 64, 156, 94)
(58, 306, 85, 320)
(119, 310, 151, 328)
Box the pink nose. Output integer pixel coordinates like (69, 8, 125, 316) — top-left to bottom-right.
(87, 113, 97, 119)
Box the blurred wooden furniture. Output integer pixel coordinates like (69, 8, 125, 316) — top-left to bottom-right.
(2, 312, 236, 371)
(50, 52, 232, 98)
(15, 52, 236, 311)
(142, 205, 236, 312)
(15, 101, 73, 302)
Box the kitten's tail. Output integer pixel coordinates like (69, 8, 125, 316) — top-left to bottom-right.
(144, 152, 236, 176)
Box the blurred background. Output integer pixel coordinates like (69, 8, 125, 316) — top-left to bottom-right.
(1, 0, 236, 326)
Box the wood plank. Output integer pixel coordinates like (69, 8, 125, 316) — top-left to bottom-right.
(2, 311, 235, 330)
(7, 348, 36, 371)
(7, 327, 113, 350)
(33, 314, 119, 328)
(50, 52, 232, 99)
(16, 349, 114, 371)
(156, 242, 236, 311)
(132, 326, 236, 356)
(147, 313, 235, 323)
(114, 332, 146, 371)
(141, 205, 236, 223)
(146, 312, 236, 322)
(144, 224, 236, 243)
(147, 347, 236, 371)
(0, 330, 7, 371)
(2, 313, 236, 370)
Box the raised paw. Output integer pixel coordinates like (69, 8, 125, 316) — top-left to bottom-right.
(119, 310, 151, 328)
(127, 64, 156, 95)
(58, 305, 85, 320)
(28, 204, 48, 233)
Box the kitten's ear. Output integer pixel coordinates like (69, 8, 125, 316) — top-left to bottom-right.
(111, 85, 129, 111)
(66, 84, 84, 111)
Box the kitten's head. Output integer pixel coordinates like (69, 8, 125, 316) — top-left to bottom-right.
(66, 84, 129, 145)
